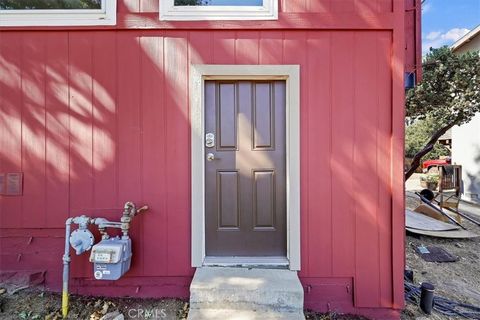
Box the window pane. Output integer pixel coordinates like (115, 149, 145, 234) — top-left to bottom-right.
(0, 0, 101, 10)
(174, 0, 263, 6)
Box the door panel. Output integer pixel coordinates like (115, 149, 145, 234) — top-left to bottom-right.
(253, 170, 276, 229)
(205, 80, 286, 257)
(217, 83, 237, 150)
(253, 83, 275, 149)
(217, 170, 240, 229)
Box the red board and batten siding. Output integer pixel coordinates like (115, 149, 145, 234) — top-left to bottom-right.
(121, 0, 394, 14)
(405, 0, 422, 81)
(0, 0, 411, 318)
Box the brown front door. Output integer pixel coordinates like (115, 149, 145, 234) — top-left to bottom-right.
(205, 80, 286, 257)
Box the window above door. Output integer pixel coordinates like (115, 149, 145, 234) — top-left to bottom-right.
(160, 0, 278, 21)
(0, 0, 116, 26)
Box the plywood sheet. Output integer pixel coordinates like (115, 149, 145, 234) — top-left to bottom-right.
(406, 227, 480, 239)
(406, 209, 459, 231)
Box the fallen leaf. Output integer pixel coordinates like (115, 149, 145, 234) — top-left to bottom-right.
(100, 311, 124, 320)
(90, 311, 102, 320)
(101, 302, 109, 315)
(94, 299, 102, 309)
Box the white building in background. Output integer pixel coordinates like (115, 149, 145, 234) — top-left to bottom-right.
(451, 25, 480, 204)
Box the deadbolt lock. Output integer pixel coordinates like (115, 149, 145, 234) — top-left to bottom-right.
(205, 133, 215, 148)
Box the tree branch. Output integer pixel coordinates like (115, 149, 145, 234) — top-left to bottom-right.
(405, 120, 457, 180)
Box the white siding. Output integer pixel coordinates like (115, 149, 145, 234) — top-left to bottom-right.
(452, 114, 480, 203)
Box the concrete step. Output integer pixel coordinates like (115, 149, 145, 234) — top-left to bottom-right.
(188, 267, 305, 319)
(187, 308, 305, 320)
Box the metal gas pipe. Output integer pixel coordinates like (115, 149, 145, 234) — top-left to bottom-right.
(61, 202, 148, 318)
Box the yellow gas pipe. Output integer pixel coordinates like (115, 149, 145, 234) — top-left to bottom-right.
(61, 218, 72, 318)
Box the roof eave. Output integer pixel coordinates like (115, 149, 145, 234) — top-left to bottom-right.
(451, 24, 480, 52)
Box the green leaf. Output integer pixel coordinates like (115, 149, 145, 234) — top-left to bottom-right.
(406, 47, 480, 128)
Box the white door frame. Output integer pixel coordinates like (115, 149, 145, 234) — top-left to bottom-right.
(190, 65, 301, 271)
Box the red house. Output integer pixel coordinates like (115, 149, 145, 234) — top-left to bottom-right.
(0, 0, 421, 319)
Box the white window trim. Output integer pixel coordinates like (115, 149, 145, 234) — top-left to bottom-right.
(160, 0, 278, 21)
(0, 0, 116, 26)
(190, 64, 301, 271)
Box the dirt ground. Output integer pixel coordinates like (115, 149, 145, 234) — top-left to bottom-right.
(0, 289, 370, 320)
(0, 289, 189, 319)
(402, 193, 480, 319)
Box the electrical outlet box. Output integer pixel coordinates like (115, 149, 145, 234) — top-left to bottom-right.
(89, 237, 132, 280)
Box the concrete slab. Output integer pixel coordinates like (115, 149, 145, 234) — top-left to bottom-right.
(188, 308, 305, 320)
(188, 267, 305, 319)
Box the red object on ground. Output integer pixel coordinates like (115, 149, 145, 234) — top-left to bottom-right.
(422, 158, 452, 171)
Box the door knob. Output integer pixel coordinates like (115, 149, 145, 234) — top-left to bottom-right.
(207, 153, 216, 161)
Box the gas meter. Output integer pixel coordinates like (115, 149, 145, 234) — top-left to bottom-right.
(89, 237, 132, 280)
(62, 202, 148, 318)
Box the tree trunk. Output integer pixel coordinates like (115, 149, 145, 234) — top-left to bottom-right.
(405, 121, 457, 180)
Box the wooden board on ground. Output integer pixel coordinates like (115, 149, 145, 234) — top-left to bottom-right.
(406, 227, 480, 239)
(406, 209, 459, 231)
